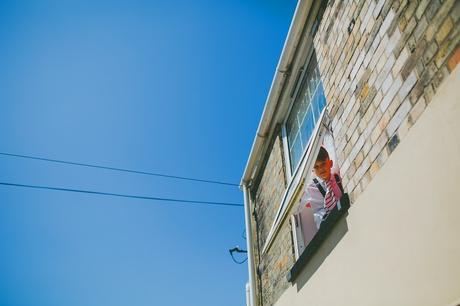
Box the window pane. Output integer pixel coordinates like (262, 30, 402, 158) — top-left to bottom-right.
(312, 84, 326, 121)
(289, 135, 302, 172)
(286, 111, 299, 145)
(285, 52, 327, 173)
(299, 105, 315, 149)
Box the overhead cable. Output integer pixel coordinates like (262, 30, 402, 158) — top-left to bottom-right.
(0, 152, 240, 187)
(0, 181, 244, 208)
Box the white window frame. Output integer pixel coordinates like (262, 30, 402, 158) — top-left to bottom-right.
(290, 214, 306, 259)
(261, 50, 331, 255)
(282, 50, 326, 182)
(262, 111, 330, 254)
(290, 128, 339, 260)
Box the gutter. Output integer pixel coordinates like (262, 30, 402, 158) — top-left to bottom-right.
(242, 184, 256, 306)
(241, 0, 312, 186)
(240, 2, 314, 305)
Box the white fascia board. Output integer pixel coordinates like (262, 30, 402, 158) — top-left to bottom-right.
(241, 0, 314, 186)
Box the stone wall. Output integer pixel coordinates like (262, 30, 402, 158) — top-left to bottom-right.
(315, 0, 460, 202)
(249, 130, 292, 306)
(252, 131, 287, 247)
(256, 216, 295, 306)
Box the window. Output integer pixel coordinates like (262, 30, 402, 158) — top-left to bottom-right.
(284, 52, 326, 174)
(287, 129, 350, 282)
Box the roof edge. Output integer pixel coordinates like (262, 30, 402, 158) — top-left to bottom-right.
(241, 0, 312, 186)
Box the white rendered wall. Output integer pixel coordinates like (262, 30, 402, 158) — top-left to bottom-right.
(274, 66, 460, 306)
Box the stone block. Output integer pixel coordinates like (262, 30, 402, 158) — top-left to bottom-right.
(400, 14, 409, 32)
(373, 0, 386, 18)
(358, 117, 368, 135)
(349, 134, 366, 163)
(355, 68, 371, 95)
(375, 51, 389, 73)
(435, 16, 454, 44)
(363, 46, 375, 68)
(431, 66, 450, 92)
(371, 27, 383, 52)
(401, 39, 428, 80)
(370, 123, 383, 145)
(404, 0, 418, 20)
(422, 41, 439, 65)
(413, 15, 429, 41)
(451, 1, 460, 23)
(351, 184, 362, 202)
(396, 116, 412, 141)
(392, 46, 410, 76)
(369, 160, 380, 178)
(375, 55, 396, 89)
(380, 75, 402, 113)
(393, 17, 415, 58)
(387, 97, 411, 137)
(363, 102, 376, 124)
(415, 0, 431, 20)
(362, 138, 372, 157)
(368, 69, 378, 86)
(354, 151, 364, 168)
(410, 96, 426, 123)
(369, 131, 388, 161)
(385, 27, 402, 56)
(376, 144, 389, 168)
(398, 70, 418, 101)
(423, 83, 435, 103)
(354, 156, 371, 186)
(363, 101, 382, 139)
(360, 171, 372, 192)
(387, 133, 400, 154)
(435, 38, 458, 67)
(378, 111, 391, 131)
(381, 73, 394, 94)
(408, 80, 424, 104)
(425, 0, 442, 22)
(379, 9, 396, 37)
(359, 86, 377, 116)
(447, 46, 460, 71)
(360, 1, 376, 34)
(425, 0, 456, 42)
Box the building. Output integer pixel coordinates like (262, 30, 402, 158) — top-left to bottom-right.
(241, 1, 460, 305)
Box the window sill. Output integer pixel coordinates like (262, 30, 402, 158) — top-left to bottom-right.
(286, 193, 351, 283)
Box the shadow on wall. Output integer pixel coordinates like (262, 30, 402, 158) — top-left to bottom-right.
(294, 215, 349, 291)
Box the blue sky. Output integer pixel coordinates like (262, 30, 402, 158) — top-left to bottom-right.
(0, 1, 296, 305)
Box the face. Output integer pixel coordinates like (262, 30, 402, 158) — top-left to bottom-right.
(313, 158, 333, 181)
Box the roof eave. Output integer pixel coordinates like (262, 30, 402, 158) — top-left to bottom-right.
(241, 0, 313, 187)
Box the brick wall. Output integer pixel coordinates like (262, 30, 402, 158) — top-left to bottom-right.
(250, 130, 294, 306)
(315, 0, 459, 202)
(252, 131, 287, 247)
(257, 218, 295, 306)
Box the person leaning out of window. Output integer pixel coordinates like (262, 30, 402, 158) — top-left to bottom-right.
(300, 146, 345, 229)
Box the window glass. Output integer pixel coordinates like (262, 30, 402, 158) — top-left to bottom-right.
(285, 53, 326, 173)
(289, 135, 303, 172)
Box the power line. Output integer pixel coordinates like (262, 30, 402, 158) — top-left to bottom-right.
(0, 181, 244, 208)
(0, 152, 240, 187)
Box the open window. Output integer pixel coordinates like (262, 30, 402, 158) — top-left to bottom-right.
(288, 128, 350, 281)
(282, 51, 326, 180)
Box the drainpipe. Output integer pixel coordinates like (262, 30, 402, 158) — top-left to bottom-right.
(243, 183, 256, 306)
